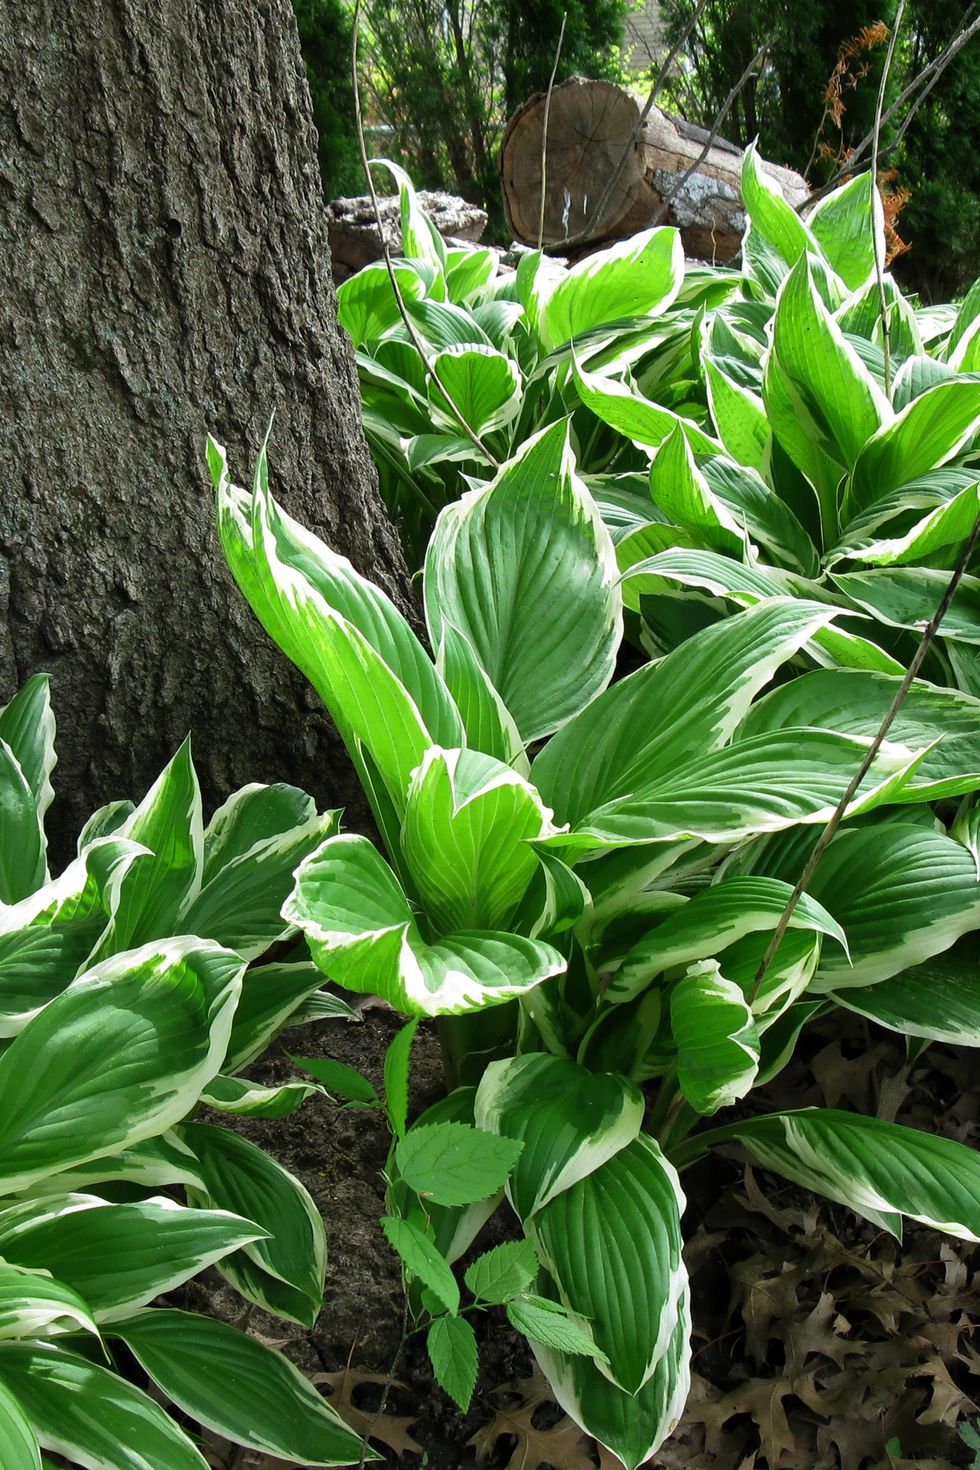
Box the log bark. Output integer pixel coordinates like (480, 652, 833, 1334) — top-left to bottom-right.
(326, 189, 488, 282)
(501, 77, 809, 262)
(0, 0, 413, 858)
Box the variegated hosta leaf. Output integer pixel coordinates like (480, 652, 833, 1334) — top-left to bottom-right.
(26, 1132, 205, 1198)
(532, 1282, 691, 1470)
(703, 343, 770, 475)
(199, 1073, 324, 1117)
(179, 1122, 326, 1328)
(670, 961, 760, 1115)
(829, 941, 980, 1044)
(716, 928, 822, 1024)
(0, 674, 56, 884)
(701, 1108, 980, 1242)
(532, 599, 841, 831)
(807, 171, 881, 292)
(574, 357, 721, 455)
(620, 547, 901, 675)
(535, 227, 684, 353)
(113, 1308, 365, 1466)
(834, 480, 980, 568)
(740, 143, 821, 278)
(0, 919, 104, 1037)
(180, 794, 339, 960)
(211, 438, 462, 810)
(831, 565, 980, 645)
(474, 1054, 644, 1219)
(86, 740, 203, 962)
(648, 427, 747, 556)
(0, 1341, 209, 1470)
(539, 727, 923, 852)
(0, 1375, 41, 1470)
(843, 377, 980, 520)
(424, 420, 622, 743)
(807, 824, 980, 991)
(401, 747, 557, 932)
(0, 1265, 99, 1342)
(528, 1133, 687, 1396)
(223, 960, 344, 1075)
(428, 344, 522, 435)
(0, 837, 146, 936)
(436, 620, 527, 772)
(0, 1195, 264, 1323)
(742, 667, 980, 802)
(609, 876, 845, 1002)
(0, 740, 45, 905)
(284, 833, 565, 1016)
(0, 939, 243, 1196)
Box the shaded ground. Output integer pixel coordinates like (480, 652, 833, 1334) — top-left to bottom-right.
(180, 1006, 980, 1470)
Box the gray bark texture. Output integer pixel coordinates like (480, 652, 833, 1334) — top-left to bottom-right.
(0, 0, 413, 857)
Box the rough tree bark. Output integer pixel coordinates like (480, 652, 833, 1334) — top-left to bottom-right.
(0, 0, 412, 856)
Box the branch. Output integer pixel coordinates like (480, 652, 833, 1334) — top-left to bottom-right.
(350, 0, 499, 468)
(649, 42, 770, 228)
(872, 0, 907, 400)
(537, 11, 568, 250)
(750, 508, 980, 1005)
(546, 0, 712, 252)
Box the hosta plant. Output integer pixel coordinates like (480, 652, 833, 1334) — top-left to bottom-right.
(0, 675, 363, 1469)
(214, 427, 980, 1467)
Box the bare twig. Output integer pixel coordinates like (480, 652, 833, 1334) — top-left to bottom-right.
(802, 4, 980, 209)
(351, 0, 499, 467)
(750, 509, 980, 1006)
(650, 42, 770, 228)
(872, 0, 907, 400)
(537, 11, 567, 250)
(547, 0, 711, 252)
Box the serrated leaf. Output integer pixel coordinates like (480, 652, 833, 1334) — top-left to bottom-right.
(384, 1019, 419, 1139)
(380, 1216, 459, 1314)
(290, 1053, 381, 1108)
(464, 1240, 539, 1304)
(427, 1313, 478, 1411)
(507, 1295, 607, 1360)
(395, 1122, 523, 1207)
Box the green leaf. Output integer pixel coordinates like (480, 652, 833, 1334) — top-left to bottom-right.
(0, 919, 104, 1037)
(703, 346, 770, 474)
(199, 1073, 323, 1117)
(0, 938, 242, 1196)
(829, 942, 980, 1045)
(384, 1019, 419, 1139)
(532, 599, 840, 831)
(114, 1309, 365, 1465)
(807, 172, 882, 291)
(401, 748, 554, 933)
(0, 741, 44, 904)
(0, 1377, 41, 1470)
(742, 668, 980, 803)
(807, 824, 980, 992)
(223, 960, 343, 1074)
(445, 245, 497, 304)
(0, 1264, 100, 1341)
(835, 481, 980, 568)
(832, 566, 980, 644)
(0, 1340, 209, 1470)
(464, 1240, 538, 1304)
(507, 1295, 606, 1359)
(710, 1108, 980, 1241)
(648, 427, 746, 556)
(0, 836, 145, 934)
(395, 1122, 523, 1207)
(428, 345, 522, 435)
(180, 1122, 326, 1328)
(769, 255, 889, 471)
(0, 674, 56, 878)
(670, 961, 760, 1115)
(529, 1134, 687, 1395)
(87, 740, 203, 960)
(436, 621, 526, 770)
(285, 833, 565, 1016)
(380, 1216, 459, 1314)
(337, 259, 426, 346)
(290, 1053, 381, 1108)
(537, 228, 684, 352)
(424, 420, 622, 742)
(0, 1195, 263, 1322)
(844, 379, 980, 518)
(474, 1053, 644, 1219)
(574, 358, 721, 454)
(741, 143, 821, 274)
(427, 1314, 478, 1411)
(532, 1286, 690, 1470)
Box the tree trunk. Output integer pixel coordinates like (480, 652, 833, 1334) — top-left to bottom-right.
(500, 77, 809, 262)
(0, 0, 412, 856)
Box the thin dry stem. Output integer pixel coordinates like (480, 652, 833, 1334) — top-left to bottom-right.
(872, 0, 907, 400)
(537, 11, 567, 250)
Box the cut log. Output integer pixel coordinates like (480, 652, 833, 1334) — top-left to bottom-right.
(326, 190, 488, 282)
(500, 77, 809, 262)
